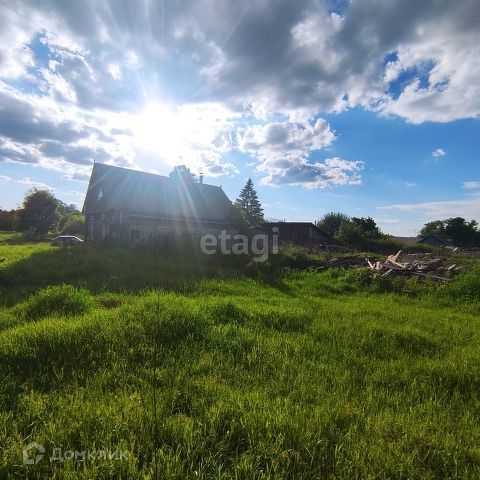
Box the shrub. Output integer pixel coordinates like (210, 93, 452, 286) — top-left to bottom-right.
(19, 285, 93, 320)
(62, 214, 85, 235)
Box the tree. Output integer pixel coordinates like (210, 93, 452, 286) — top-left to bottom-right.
(444, 217, 478, 247)
(0, 209, 17, 231)
(316, 212, 350, 238)
(419, 220, 445, 238)
(335, 222, 363, 246)
(234, 178, 264, 228)
(55, 201, 81, 233)
(419, 218, 478, 246)
(169, 165, 198, 183)
(351, 217, 382, 238)
(62, 214, 85, 235)
(17, 189, 59, 238)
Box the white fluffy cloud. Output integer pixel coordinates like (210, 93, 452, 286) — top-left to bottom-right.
(463, 181, 480, 190)
(237, 118, 362, 188)
(0, 0, 479, 187)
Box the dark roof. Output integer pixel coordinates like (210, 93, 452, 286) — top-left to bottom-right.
(418, 234, 453, 245)
(264, 221, 331, 238)
(83, 163, 237, 223)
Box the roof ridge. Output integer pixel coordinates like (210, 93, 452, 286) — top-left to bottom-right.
(93, 162, 221, 189)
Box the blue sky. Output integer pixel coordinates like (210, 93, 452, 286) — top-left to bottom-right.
(0, 0, 479, 235)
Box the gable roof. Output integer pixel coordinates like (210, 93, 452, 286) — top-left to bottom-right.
(418, 234, 453, 246)
(82, 163, 237, 224)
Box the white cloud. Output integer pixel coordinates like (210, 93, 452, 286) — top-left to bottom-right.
(0, 0, 479, 188)
(463, 181, 480, 190)
(380, 196, 480, 220)
(0, 174, 54, 190)
(236, 118, 361, 188)
(15, 177, 53, 190)
(432, 148, 446, 158)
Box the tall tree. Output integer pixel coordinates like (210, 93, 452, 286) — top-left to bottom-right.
(234, 178, 264, 228)
(169, 165, 198, 183)
(17, 189, 59, 238)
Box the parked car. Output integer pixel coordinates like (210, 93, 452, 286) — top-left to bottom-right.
(51, 236, 84, 247)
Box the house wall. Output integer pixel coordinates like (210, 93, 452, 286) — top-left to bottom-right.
(86, 211, 237, 244)
(127, 215, 237, 244)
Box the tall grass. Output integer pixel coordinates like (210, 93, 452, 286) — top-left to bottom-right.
(0, 238, 479, 478)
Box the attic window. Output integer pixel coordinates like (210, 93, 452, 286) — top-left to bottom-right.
(97, 187, 104, 201)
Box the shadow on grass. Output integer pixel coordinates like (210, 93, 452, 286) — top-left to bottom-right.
(0, 244, 293, 305)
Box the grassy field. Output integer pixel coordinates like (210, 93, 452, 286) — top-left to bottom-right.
(1, 231, 480, 478)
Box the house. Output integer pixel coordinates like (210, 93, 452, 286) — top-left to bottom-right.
(417, 234, 453, 247)
(262, 222, 331, 245)
(82, 163, 239, 243)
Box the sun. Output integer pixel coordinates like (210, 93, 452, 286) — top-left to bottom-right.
(133, 103, 183, 162)
(129, 100, 236, 171)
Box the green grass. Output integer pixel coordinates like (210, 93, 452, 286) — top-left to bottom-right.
(0, 236, 480, 478)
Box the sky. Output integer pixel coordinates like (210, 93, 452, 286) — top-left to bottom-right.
(0, 0, 479, 236)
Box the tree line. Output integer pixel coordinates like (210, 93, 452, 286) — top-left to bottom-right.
(0, 189, 84, 239)
(3, 165, 478, 249)
(419, 218, 479, 247)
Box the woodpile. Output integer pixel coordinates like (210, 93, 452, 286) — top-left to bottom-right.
(366, 251, 459, 282)
(319, 251, 460, 282)
(319, 255, 366, 268)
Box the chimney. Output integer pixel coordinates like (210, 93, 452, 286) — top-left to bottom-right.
(199, 173, 204, 184)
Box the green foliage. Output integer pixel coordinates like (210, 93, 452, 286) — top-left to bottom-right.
(0, 209, 16, 231)
(351, 216, 382, 238)
(335, 221, 364, 246)
(17, 188, 59, 238)
(234, 178, 264, 228)
(17, 285, 93, 320)
(317, 213, 383, 248)
(444, 217, 478, 247)
(61, 213, 85, 235)
(316, 211, 350, 238)
(420, 219, 445, 238)
(420, 217, 479, 247)
(445, 264, 480, 305)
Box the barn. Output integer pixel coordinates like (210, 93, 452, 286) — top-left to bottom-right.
(262, 222, 331, 245)
(82, 163, 239, 243)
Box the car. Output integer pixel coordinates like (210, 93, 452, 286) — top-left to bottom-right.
(51, 236, 84, 247)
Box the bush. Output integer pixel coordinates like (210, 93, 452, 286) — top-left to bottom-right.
(62, 214, 85, 235)
(19, 285, 93, 320)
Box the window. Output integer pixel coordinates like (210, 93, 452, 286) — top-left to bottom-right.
(97, 187, 104, 201)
